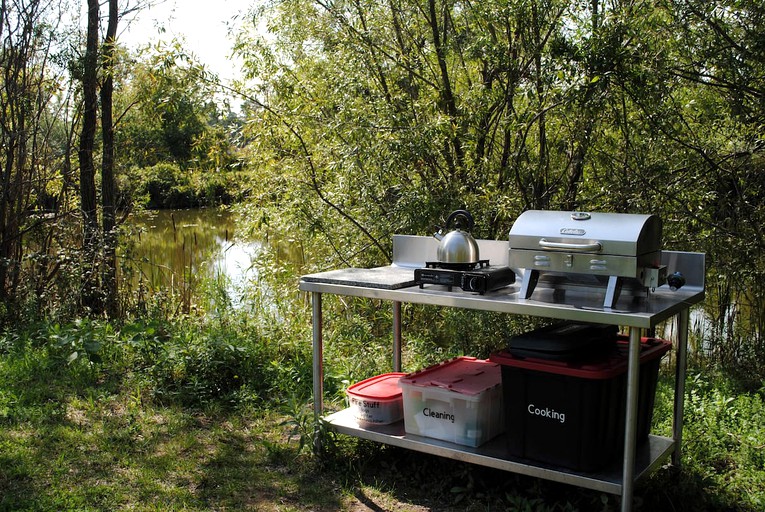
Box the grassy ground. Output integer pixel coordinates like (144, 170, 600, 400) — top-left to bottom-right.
(1, 321, 763, 511)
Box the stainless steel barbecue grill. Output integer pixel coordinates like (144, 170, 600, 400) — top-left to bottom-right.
(508, 210, 669, 308)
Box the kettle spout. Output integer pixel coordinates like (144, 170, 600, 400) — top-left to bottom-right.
(433, 230, 444, 241)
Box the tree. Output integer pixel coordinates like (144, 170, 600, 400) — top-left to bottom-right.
(235, 0, 591, 261)
(79, 0, 100, 311)
(101, 0, 119, 317)
(236, 0, 765, 377)
(0, 0, 80, 319)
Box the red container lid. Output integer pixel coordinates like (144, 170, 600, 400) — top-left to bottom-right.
(400, 357, 501, 396)
(347, 372, 405, 400)
(490, 337, 671, 380)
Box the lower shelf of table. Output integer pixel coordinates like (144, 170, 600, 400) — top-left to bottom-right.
(324, 408, 675, 495)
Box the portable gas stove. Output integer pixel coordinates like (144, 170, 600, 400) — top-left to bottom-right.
(414, 260, 516, 294)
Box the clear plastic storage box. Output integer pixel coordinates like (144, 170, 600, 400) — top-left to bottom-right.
(399, 357, 504, 447)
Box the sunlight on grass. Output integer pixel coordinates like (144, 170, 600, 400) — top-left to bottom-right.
(1, 314, 763, 511)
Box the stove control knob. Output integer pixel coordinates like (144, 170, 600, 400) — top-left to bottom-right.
(465, 276, 482, 292)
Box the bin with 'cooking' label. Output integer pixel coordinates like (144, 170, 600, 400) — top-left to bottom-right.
(490, 328, 670, 472)
(399, 357, 504, 447)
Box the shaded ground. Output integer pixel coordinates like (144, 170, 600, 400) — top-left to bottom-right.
(0, 395, 759, 512)
(1, 345, 762, 512)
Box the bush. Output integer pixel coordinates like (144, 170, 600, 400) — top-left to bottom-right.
(121, 316, 313, 409)
(129, 163, 244, 210)
(134, 163, 193, 209)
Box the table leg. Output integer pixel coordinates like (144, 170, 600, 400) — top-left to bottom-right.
(393, 301, 402, 372)
(672, 309, 690, 466)
(312, 292, 323, 453)
(620, 327, 642, 512)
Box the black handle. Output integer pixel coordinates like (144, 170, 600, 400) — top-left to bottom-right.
(445, 210, 474, 231)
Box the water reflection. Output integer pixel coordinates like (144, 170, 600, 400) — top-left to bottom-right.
(123, 208, 260, 309)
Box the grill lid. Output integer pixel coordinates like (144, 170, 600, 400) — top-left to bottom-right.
(509, 210, 662, 257)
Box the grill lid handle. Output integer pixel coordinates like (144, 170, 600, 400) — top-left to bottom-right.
(538, 239, 603, 252)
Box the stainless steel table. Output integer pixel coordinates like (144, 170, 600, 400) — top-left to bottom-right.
(299, 236, 705, 512)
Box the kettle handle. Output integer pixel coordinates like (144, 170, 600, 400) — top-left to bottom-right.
(445, 210, 474, 231)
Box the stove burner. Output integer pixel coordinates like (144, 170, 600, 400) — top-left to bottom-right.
(414, 263, 515, 294)
(425, 259, 490, 271)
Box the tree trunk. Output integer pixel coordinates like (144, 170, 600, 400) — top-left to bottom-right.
(562, 0, 601, 212)
(0, 0, 39, 312)
(531, 0, 548, 210)
(427, 0, 464, 179)
(79, 0, 100, 312)
(101, 0, 119, 317)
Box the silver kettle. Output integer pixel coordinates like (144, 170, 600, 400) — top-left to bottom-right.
(434, 210, 480, 266)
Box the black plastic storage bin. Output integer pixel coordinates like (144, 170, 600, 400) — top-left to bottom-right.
(490, 326, 671, 472)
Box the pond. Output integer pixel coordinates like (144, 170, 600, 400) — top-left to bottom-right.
(122, 208, 261, 310)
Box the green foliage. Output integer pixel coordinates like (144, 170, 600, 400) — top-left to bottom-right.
(682, 373, 765, 502)
(278, 395, 317, 455)
(0, 335, 345, 512)
(642, 373, 765, 511)
(112, 43, 251, 211)
(129, 163, 246, 209)
(49, 320, 105, 366)
(116, 43, 240, 172)
(119, 317, 312, 409)
(0, 0, 86, 323)
(133, 163, 196, 209)
(233, 0, 765, 377)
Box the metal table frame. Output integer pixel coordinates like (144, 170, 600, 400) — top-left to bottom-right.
(300, 236, 705, 512)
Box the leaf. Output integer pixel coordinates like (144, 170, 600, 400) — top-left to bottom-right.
(84, 341, 102, 354)
(67, 351, 79, 365)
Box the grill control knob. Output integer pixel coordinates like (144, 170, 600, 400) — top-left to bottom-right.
(667, 272, 686, 291)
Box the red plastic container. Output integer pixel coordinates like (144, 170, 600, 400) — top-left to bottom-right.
(490, 336, 671, 471)
(346, 373, 406, 426)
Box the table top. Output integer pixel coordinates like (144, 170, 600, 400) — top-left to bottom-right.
(299, 254, 705, 328)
